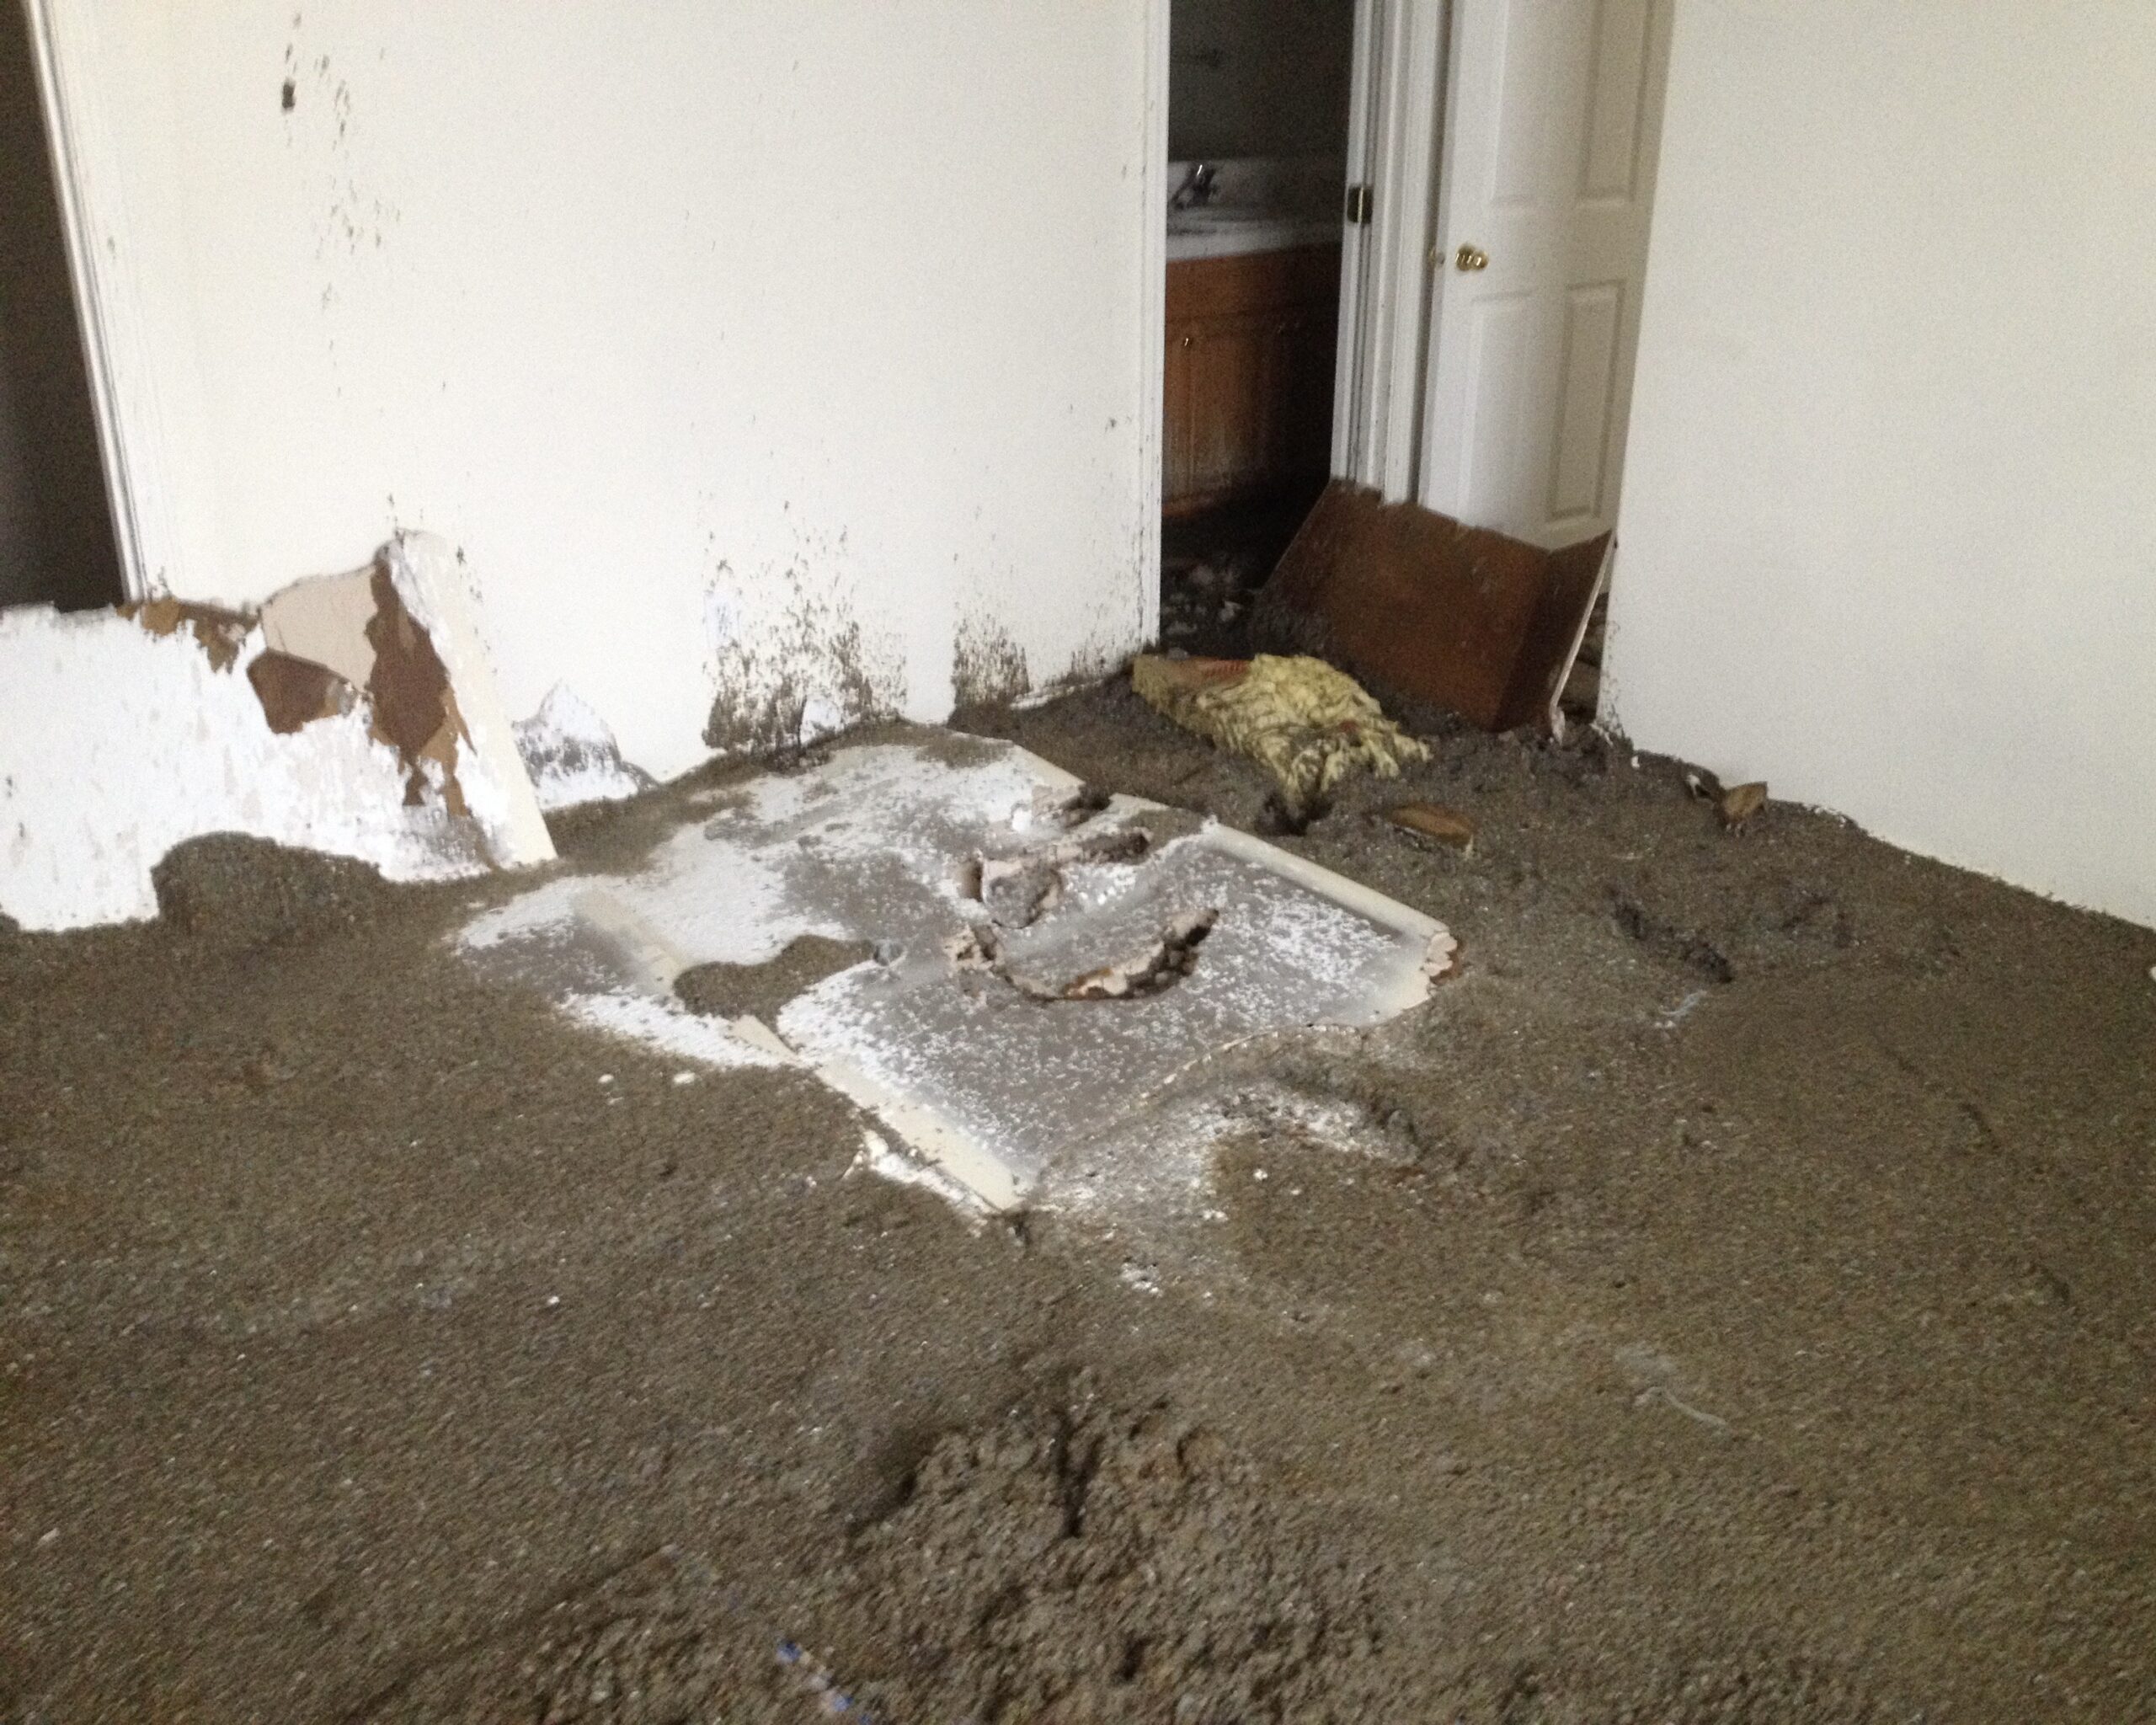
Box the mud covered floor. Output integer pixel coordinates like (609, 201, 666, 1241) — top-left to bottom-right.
(4, 679, 2154, 1722)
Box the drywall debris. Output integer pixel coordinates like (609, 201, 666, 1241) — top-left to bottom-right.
(1719, 782, 1769, 830)
(513, 685, 654, 811)
(969, 826, 1153, 930)
(365, 560, 468, 809)
(1255, 480, 1610, 737)
(1130, 654, 1429, 820)
(119, 596, 252, 670)
(847, 1127, 991, 1219)
(1054, 907, 1216, 1000)
(259, 568, 376, 686)
(248, 651, 356, 733)
(461, 737, 1453, 1210)
(1385, 802, 1477, 852)
(0, 532, 552, 932)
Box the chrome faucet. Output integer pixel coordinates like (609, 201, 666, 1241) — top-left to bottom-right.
(1170, 162, 1219, 211)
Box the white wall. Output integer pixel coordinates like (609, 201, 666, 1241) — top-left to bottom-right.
(32, 2, 1160, 781)
(1609, 0, 2156, 930)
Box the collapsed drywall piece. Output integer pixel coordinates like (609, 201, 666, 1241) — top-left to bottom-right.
(514, 685, 656, 812)
(460, 736, 1454, 1210)
(1257, 480, 1612, 737)
(0, 531, 552, 932)
(259, 569, 378, 688)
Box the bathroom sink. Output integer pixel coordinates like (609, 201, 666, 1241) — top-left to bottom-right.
(1166, 206, 1268, 229)
(1166, 206, 1339, 261)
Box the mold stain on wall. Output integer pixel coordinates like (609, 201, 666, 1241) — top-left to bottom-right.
(281, 18, 399, 343)
(702, 556, 905, 757)
(951, 614, 1031, 710)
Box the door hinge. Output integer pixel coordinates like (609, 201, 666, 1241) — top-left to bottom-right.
(1344, 184, 1373, 226)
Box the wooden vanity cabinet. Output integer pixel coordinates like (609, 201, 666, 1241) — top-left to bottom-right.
(1162, 243, 1341, 516)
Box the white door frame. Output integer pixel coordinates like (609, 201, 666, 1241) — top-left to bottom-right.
(1328, 0, 1383, 482)
(1140, 0, 1171, 628)
(1331, 0, 1450, 503)
(21, 0, 155, 601)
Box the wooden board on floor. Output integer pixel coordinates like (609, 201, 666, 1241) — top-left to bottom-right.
(1257, 481, 1611, 734)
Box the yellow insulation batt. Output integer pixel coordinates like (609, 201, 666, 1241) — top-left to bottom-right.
(1130, 653, 1429, 814)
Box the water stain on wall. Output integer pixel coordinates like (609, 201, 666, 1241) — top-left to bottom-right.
(951, 615, 1031, 710)
(702, 562, 905, 757)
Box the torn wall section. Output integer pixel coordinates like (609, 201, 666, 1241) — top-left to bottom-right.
(0, 531, 552, 932)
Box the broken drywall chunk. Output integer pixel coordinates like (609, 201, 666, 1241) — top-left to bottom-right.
(1131, 654, 1429, 820)
(259, 568, 378, 688)
(376, 532, 556, 868)
(365, 559, 467, 811)
(247, 650, 357, 733)
(1255, 481, 1610, 738)
(459, 737, 1454, 1210)
(0, 534, 553, 932)
(119, 596, 252, 671)
(514, 685, 655, 811)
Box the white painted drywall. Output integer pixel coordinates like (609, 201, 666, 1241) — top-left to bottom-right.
(1609, 0, 2156, 930)
(0, 535, 553, 932)
(29, 2, 1157, 781)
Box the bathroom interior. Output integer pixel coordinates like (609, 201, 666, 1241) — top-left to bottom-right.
(1161, 0, 1356, 648)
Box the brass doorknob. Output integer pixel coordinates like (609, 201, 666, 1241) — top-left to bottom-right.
(1455, 243, 1490, 272)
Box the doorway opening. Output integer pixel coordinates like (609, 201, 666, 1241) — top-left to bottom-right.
(1154, 1, 1673, 667)
(0, 0, 120, 612)
(1157, 0, 1356, 655)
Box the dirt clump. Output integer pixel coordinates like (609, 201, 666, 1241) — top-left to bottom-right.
(821, 1384, 1391, 1722)
(675, 934, 876, 1021)
(150, 831, 400, 947)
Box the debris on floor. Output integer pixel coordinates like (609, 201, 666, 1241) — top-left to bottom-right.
(461, 734, 1455, 1210)
(1719, 781, 1769, 830)
(1254, 479, 1610, 737)
(512, 684, 658, 811)
(1130, 652, 1429, 820)
(1682, 766, 1771, 833)
(0, 532, 553, 931)
(1559, 590, 1610, 724)
(1384, 801, 1477, 852)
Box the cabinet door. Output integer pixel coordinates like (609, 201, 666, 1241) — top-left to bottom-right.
(1185, 316, 1272, 501)
(1264, 306, 1341, 486)
(1163, 326, 1196, 505)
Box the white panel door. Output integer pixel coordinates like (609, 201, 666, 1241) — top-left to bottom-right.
(1418, 0, 1672, 545)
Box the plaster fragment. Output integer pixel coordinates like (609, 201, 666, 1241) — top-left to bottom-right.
(0, 533, 552, 931)
(120, 596, 251, 671)
(462, 738, 1454, 1211)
